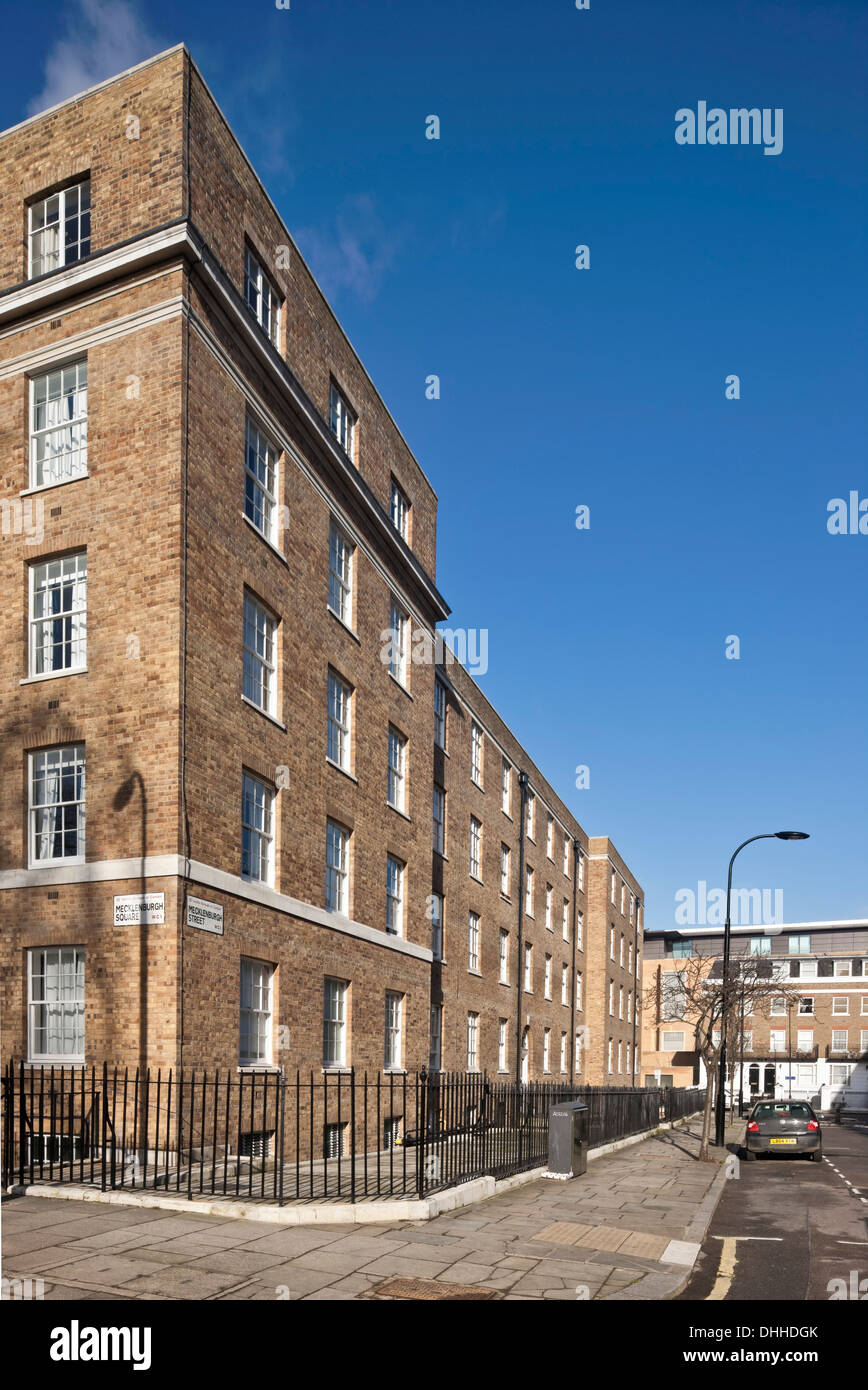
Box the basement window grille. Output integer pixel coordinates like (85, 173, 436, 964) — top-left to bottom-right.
(238, 1131, 272, 1160)
(323, 1122, 346, 1160)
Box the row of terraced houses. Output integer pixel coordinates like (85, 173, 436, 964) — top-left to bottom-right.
(0, 46, 644, 1090)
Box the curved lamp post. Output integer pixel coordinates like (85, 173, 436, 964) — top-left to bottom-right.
(715, 831, 809, 1148)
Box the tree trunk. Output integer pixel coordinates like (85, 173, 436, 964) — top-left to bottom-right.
(698, 1062, 716, 1160)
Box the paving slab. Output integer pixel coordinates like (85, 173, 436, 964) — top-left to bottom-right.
(1, 1118, 738, 1301)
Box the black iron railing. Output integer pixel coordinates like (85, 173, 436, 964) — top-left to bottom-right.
(1, 1062, 705, 1204)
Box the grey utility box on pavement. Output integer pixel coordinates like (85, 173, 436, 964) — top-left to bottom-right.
(548, 1101, 589, 1177)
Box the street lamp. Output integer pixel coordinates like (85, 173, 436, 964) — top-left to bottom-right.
(715, 831, 809, 1147)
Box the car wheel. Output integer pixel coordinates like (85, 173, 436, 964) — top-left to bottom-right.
(809, 1149, 822, 1162)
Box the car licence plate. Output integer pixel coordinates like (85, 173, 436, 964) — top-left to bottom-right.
(769, 1138, 797, 1145)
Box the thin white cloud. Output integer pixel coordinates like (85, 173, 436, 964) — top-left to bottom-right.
(295, 196, 402, 305)
(28, 0, 165, 115)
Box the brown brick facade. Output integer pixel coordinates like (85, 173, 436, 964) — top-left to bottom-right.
(0, 46, 643, 1087)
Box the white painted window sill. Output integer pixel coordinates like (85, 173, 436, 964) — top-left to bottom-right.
(241, 511, 288, 565)
(327, 606, 361, 644)
(241, 695, 286, 730)
(326, 758, 358, 784)
(20, 473, 89, 498)
(20, 667, 87, 686)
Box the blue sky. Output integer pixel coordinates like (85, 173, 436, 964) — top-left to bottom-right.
(5, 0, 866, 926)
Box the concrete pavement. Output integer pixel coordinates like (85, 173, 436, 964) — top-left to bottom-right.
(2, 1117, 741, 1301)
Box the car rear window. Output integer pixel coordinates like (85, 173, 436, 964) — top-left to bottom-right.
(752, 1102, 814, 1119)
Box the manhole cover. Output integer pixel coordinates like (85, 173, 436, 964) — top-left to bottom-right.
(371, 1277, 498, 1300)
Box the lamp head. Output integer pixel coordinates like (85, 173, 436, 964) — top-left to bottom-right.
(774, 831, 809, 841)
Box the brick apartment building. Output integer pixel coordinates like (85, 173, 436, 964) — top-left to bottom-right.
(0, 45, 643, 1091)
(641, 922, 868, 1108)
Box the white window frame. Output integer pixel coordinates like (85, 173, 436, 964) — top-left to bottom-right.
(796, 1029, 813, 1053)
(241, 772, 274, 885)
(29, 744, 85, 867)
(563, 836, 570, 877)
(28, 179, 90, 279)
(27, 946, 85, 1063)
(384, 991, 403, 1070)
(546, 815, 554, 860)
(325, 819, 350, 913)
(576, 910, 583, 950)
(789, 934, 811, 955)
(543, 1028, 551, 1073)
(576, 971, 583, 1010)
(500, 843, 510, 897)
(244, 417, 279, 545)
(561, 963, 568, 1007)
(834, 960, 852, 977)
(327, 669, 352, 771)
(524, 942, 533, 992)
(389, 478, 410, 540)
(498, 1019, 508, 1072)
(831, 1029, 849, 1053)
(323, 978, 348, 1068)
(329, 381, 356, 462)
(29, 360, 88, 489)
(560, 1032, 567, 1073)
(468, 911, 480, 972)
(577, 850, 585, 891)
(469, 816, 482, 880)
(244, 246, 281, 346)
(661, 1030, 685, 1050)
(243, 592, 278, 717)
(499, 929, 509, 984)
(832, 997, 849, 1016)
(525, 865, 534, 915)
(386, 855, 405, 936)
(328, 522, 354, 627)
(562, 899, 569, 942)
(526, 793, 535, 840)
(466, 1012, 479, 1072)
(769, 1030, 786, 1053)
(544, 954, 552, 999)
(240, 957, 273, 1067)
(501, 759, 511, 814)
(470, 722, 484, 787)
(545, 884, 552, 931)
(388, 599, 409, 686)
(387, 726, 407, 812)
(29, 553, 87, 677)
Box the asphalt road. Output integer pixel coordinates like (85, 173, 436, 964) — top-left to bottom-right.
(678, 1117, 868, 1301)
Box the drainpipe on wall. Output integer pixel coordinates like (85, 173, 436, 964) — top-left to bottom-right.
(514, 771, 529, 1084)
(569, 838, 580, 1083)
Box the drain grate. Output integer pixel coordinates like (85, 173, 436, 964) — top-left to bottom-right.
(370, 1277, 498, 1300)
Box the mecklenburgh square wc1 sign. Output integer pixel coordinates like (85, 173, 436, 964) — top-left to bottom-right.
(112, 893, 165, 926)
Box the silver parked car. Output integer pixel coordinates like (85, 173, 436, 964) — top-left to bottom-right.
(742, 1100, 822, 1161)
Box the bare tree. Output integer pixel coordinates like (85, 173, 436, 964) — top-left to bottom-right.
(643, 952, 801, 1161)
